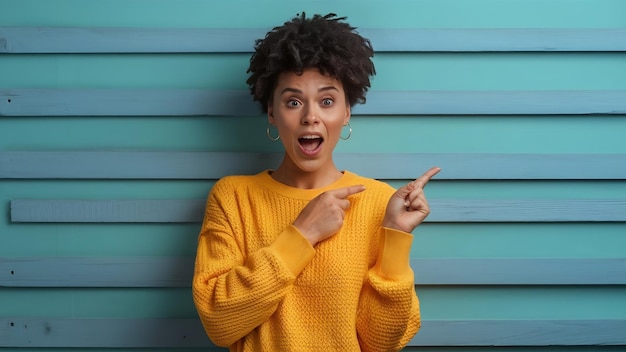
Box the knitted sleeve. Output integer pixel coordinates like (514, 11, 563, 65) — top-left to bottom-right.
(356, 227, 421, 351)
(192, 179, 315, 347)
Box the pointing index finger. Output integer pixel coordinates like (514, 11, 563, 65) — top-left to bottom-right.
(411, 167, 441, 189)
(331, 184, 366, 199)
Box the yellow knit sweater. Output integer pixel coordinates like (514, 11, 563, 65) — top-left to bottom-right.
(192, 170, 420, 351)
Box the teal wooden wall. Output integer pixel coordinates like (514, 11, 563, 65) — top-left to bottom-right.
(1, 0, 626, 350)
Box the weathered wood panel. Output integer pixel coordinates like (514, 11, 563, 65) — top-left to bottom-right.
(1, 318, 624, 347)
(2, 257, 624, 287)
(2, 89, 625, 116)
(2, 27, 625, 53)
(11, 199, 626, 223)
(3, 152, 626, 180)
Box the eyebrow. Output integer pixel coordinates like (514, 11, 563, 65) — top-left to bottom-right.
(279, 86, 339, 95)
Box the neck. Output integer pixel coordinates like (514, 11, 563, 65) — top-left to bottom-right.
(270, 156, 343, 189)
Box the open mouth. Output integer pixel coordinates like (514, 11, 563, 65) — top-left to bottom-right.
(298, 135, 324, 154)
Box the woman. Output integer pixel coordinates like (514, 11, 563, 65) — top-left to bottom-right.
(192, 13, 440, 351)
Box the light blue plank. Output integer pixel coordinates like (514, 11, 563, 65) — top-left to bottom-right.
(10, 199, 203, 223)
(354, 90, 626, 115)
(0, 257, 192, 287)
(1, 318, 624, 347)
(411, 258, 626, 285)
(2, 257, 624, 287)
(1, 27, 625, 53)
(412, 319, 626, 346)
(10, 199, 626, 223)
(0, 318, 212, 348)
(429, 199, 626, 222)
(0, 27, 264, 53)
(2, 151, 626, 180)
(2, 0, 625, 29)
(366, 28, 626, 52)
(0, 89, 259, 117)
(2, 89, 626, 116)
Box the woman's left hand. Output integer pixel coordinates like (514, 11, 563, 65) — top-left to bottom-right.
(382, 167, 441, 233)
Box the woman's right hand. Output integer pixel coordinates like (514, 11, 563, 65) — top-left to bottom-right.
(293, 185, 366, 246)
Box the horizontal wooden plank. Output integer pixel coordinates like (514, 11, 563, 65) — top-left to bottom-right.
(2, 151, 626, 180)
(2, 257, 624, 287)
(0, 27, 265, 54)
(10, 198, 626, 223)
(10, 199, 204, 223)
(2, 89, 626, 116)
(414, 319, 626, 346)
(0, 89, 259, 117)
(1, 318, 624, 347)
(413, 258, 626, 285)
(0, 318, 210, 348)
(1, 27, 625, 53)
(0, 257, 193, 287)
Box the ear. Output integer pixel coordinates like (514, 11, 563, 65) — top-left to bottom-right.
(267, 104, 275, 125)
(344, 106, 351, 125)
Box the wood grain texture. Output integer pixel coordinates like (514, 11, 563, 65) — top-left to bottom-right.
(1, 27, 625, 53)
(1, 318, 624, 347)
(2, 6, 626, 352)
(3, 151, 626, 180)
(10, 198, 626, 223)
(0, 257, 193, 287)
(2, 257, 624, 287)
(2, 89, 625, 116)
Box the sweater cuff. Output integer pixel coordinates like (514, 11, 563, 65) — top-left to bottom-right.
(269, 225, 316, 277)
(374, 227, 415, 281)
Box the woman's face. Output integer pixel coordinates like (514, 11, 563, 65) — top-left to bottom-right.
(268, 68, 350, 175)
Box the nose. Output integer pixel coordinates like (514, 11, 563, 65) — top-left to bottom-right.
(301, 104, 319, 125)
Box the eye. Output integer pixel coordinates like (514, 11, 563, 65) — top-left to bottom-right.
(321, 98, 333, 106)
(287, 99, 301, 107)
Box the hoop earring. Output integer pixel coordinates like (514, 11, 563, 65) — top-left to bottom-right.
(340, 122, 352, 140)
(266, 125, 280, 141)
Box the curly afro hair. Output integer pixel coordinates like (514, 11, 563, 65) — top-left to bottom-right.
(247, 13, 375, 113)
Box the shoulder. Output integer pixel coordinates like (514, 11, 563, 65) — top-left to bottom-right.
(209, 172, 267, 197)
(213, 174, 255, 188)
